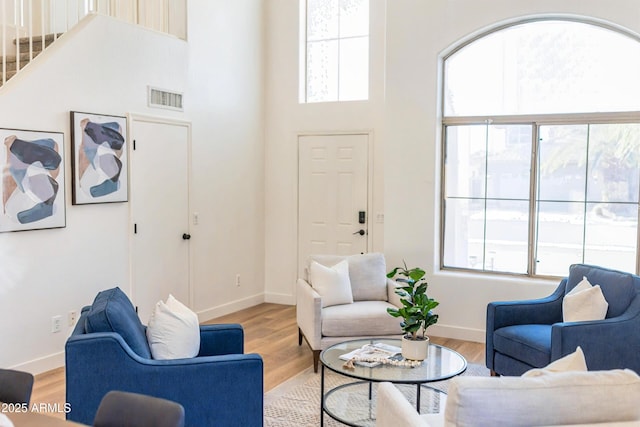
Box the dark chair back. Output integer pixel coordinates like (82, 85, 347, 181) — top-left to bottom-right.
(0, 368, 34, 405)
(93, 390, 185, 427)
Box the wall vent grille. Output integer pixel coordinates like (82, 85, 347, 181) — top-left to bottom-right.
(148, 87, 184, 111)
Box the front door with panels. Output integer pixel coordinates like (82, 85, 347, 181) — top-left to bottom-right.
(298, 134, 369, 277)
(130, 117, 191, 322)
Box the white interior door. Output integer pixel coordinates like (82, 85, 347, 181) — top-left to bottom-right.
(298, 134, 369, 276)
(130, 117, 191, 322)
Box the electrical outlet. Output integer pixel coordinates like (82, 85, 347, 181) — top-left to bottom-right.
(51, 315, 62, 333)
(68, 310, 78, 327)
(235, 274, 241, 287)
(193, 212, 199, 225)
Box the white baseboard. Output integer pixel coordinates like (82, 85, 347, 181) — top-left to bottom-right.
(23, 300, 479, 376)
(264, 292, 294, 305)
(18, 295, 267, 376)
(428, 324, 486, 343)
(19, 294, 273, 375)
(196, 293, 265, 322)
(12, 351, 65, 376)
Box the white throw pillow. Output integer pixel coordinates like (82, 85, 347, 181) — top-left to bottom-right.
(309, 259, 354, 308)
(146, 294, 200, 360)
(523, 346, 587, 377)
(562, 276, 608, 322)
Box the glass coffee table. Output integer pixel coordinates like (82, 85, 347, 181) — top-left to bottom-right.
(320, 338, 467, 427)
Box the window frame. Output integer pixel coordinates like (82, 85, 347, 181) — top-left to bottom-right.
(299, 0, 370, 104)
(439, 15, 640, 280)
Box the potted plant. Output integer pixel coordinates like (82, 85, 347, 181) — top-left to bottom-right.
(386, 262, 439, 360)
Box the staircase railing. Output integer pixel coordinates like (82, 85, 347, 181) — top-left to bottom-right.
(1, 0, 186, 86)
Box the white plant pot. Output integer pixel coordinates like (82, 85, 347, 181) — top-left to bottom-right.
(401, 335, 429, 361)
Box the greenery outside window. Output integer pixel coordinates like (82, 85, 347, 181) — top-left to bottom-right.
(441, 19, 640, 277)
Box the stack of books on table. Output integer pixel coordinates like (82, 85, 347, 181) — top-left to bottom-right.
(339, 342, 403, 367)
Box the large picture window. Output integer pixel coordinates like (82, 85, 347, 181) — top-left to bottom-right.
(442, 19, 640, 277)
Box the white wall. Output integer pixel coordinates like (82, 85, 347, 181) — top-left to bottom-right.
(0, 14, 186, 372)
(264, 0, 640, 341)
(3, 0, 637, 373)
(186, 0, 265, 320)
(0, 0, 265, 373)
(264, 0, 388, 304)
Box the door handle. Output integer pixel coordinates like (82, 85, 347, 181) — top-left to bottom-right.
(182, 233, 191, 240)
(353, 229, 365, 236)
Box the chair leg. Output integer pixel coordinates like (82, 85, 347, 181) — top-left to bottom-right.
(297, 328, 321, 373)
(313, 350, 321, 373)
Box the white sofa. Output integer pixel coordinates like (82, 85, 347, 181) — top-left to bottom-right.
(376, 369, 640, 427)
(296, 253, 403, 372)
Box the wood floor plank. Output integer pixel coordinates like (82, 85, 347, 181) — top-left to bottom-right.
(31, 303, 485, 420)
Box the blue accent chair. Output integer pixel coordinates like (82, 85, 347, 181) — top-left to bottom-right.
(65, 287, 264, 427)
(486, 264, 640, 376)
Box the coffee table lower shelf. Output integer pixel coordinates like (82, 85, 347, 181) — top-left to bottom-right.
(321, 379, 447, 427)
(319, 339, 467, 427)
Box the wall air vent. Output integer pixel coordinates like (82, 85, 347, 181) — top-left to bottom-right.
(148, 86, 184, 111)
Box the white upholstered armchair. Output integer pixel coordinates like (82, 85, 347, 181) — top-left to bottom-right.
(296, 253, 404, 372)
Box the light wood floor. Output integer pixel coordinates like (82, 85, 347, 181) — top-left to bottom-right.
(31, 303, 485, 420)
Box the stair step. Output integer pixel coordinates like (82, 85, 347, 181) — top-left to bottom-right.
(14, 32, 63, 46)
(0, 32, 62, 87)
(0, 70, 18, 82)
(14, 39, 53, 51)
(0, 51, 42, 70)
(5, 51, 37, 62)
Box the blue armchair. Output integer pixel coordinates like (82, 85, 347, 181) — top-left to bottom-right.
(65, 287, 263, 427)
(486, 264, 640, 376)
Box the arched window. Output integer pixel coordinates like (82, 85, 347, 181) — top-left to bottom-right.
(441, 18, 640, 277)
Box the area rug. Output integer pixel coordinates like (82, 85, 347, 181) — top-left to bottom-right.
(264, 363, 490, 426)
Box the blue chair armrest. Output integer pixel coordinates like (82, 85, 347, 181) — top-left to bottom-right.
(66, 332, 263, 427)
(198, 323, 244, 356)
(551, 294, 640, 371)
(486, 280, 565, 370)
(487, 280, 565, 330)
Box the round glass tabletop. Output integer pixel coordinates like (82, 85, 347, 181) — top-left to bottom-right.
(319, 338, 467, 427)
(320, 338, 467, 384)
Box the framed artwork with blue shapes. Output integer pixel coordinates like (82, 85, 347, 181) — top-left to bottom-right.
(0, 128, 66, 232)
(70, 111, 128, 205)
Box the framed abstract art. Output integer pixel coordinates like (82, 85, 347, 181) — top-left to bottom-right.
(0, 128, 66, 232)
(70, 111, 128, 205)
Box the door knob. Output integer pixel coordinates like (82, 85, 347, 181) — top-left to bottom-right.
(353, 229, 365, 236)
(182, 233, 191, 240)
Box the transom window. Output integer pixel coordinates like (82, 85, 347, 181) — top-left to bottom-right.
(441, 19, 640, 277)
(300, 0, 369, 103)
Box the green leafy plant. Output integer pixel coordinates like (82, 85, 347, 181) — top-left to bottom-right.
(386, 262, 439, 341)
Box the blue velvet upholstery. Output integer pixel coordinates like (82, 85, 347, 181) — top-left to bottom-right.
(565, 264, 636, 317)
(65, 288, 264, 427)
(487, 264, 640, 376)
(85, 287, 152, 359)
